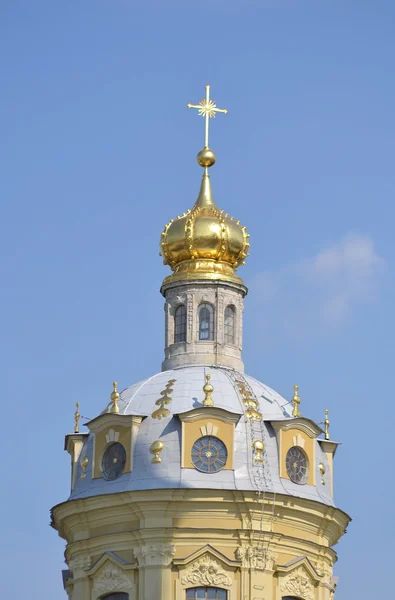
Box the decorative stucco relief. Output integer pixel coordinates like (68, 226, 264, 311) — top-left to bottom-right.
(181, 555, 232, 588)
(93, 564, 132, 594)
(69, 556, 91, 574)
(236, 545, 277, 571)
(280, 567, 314, 600)
(315, 556, 332, 584)
(134, 543, 175, 567)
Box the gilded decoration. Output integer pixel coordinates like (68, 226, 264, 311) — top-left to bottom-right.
(74, 402, 80, 433)
(151, 379, 176, 419)
(234, 376, 262, 421)
(109, 381, 120, 414)
(79, 455, 89, 479)
(160, 85, 249, 288)
(202, 373, 214, 406)
(280, 567, 314, 600)
(181, 555, 232, 588)
(150, 440, 164, 463)
(236, 545, 277, 571)
(292, 384, 301, 417)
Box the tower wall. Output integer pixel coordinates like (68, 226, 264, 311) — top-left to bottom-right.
(54, 490, 347, 600)
(161, 279, 247, 372)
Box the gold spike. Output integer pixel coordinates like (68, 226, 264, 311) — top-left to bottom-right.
(324, 408, 330, 440)
(74, 402, 80, 433)
(109, 381, 120, 414)
(292, 384, 301, 417)
(203, 373, 214, 407)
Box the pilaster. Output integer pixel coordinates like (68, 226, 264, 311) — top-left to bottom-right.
(134, 543, 175, 600)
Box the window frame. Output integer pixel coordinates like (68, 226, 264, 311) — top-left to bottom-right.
(186, 587, 227, 599)
(198, 303, 215, 341)
(174, 304, 187, 343)
(224, 305, 235, 345)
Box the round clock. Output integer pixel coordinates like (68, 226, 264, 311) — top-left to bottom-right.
(191, 436, 227, 473)
(102, 442, 127, 480)
(286, 446, 308, 484)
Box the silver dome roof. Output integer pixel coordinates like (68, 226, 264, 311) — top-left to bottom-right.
(69, 365, 334, 507)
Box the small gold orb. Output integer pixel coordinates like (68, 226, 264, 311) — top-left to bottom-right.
(253, 440, 264, 452)
(197, 147, 216, 168)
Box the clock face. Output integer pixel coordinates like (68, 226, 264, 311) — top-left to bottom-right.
(286, 446, 308, 484)
(191, 436, 227, 473)
(102, 442, 126, 480)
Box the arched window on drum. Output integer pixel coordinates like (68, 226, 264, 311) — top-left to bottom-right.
(186, 588, 227, 599)
(100, 594, 129, 600)
(174, 305, 187, 342)
(224, 305, 235, 345)
(198, 303, 214, 341)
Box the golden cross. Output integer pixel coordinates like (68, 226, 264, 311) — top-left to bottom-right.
(188, 84, 228, 148)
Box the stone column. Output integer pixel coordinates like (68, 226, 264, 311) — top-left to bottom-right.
(68, 557, 91, 600)
(134, 543, 175, 600)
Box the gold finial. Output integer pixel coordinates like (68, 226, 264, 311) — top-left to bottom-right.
(74, 401, 80, 433)
(80, 456, 89, 479)
(324, 408, 330, 440)
(109, 381, 120, 414)
(319, 462, 326, 484)
(252, 440, 265, 463)
(150, 440, 164, 463)
(187, 84, 227, 171)
(292, 384, 301, 417)
(202, 373, 214, 407)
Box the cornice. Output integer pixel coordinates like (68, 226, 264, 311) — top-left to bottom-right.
(86, 413, 144, 434)
(177, 406, 241, 424)
(270, 417, 323, 438)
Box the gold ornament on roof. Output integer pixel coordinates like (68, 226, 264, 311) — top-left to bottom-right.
(160, 85, 250, 288)
(80, 455, 89, 479)
(324, 408, 330, 440)
(187, 84, 228, 168)
(109, 381, 120, 414)
(292, 384, 301, 417)
(202, 373, 214, 407)
(150, 440, 164, 463)
(152, 379, 176, 419)
(252, 440, 265, 463)
(74, 402, 80, 433)
(319, 462, 326, 484)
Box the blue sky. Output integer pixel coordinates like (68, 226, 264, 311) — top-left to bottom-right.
(1, 1, 394, 598)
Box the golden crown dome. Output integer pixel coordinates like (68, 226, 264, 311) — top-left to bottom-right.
(160, 166, 250, 286)
(160, 84, 249, 288)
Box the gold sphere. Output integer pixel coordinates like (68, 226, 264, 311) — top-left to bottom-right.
(197, 147, 216, 168)
(253, 440, 265, 452)
(150, 440, 164, 453)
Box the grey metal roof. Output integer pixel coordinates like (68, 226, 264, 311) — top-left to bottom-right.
(69, 365, 335, 507)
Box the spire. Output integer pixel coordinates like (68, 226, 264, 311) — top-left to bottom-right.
(194, 171, 216, 209)
(188, 85, 226, 209)
(160, 85, 249, 287)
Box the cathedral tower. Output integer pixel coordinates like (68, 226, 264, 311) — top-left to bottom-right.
(52, 86, 350, 600)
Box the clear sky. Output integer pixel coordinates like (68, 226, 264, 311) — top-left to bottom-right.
(1, 1, 394, 598)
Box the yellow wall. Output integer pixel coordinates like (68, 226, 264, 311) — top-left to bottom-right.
(279, 428, 316, 485)
(181, 417, 234, 470)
